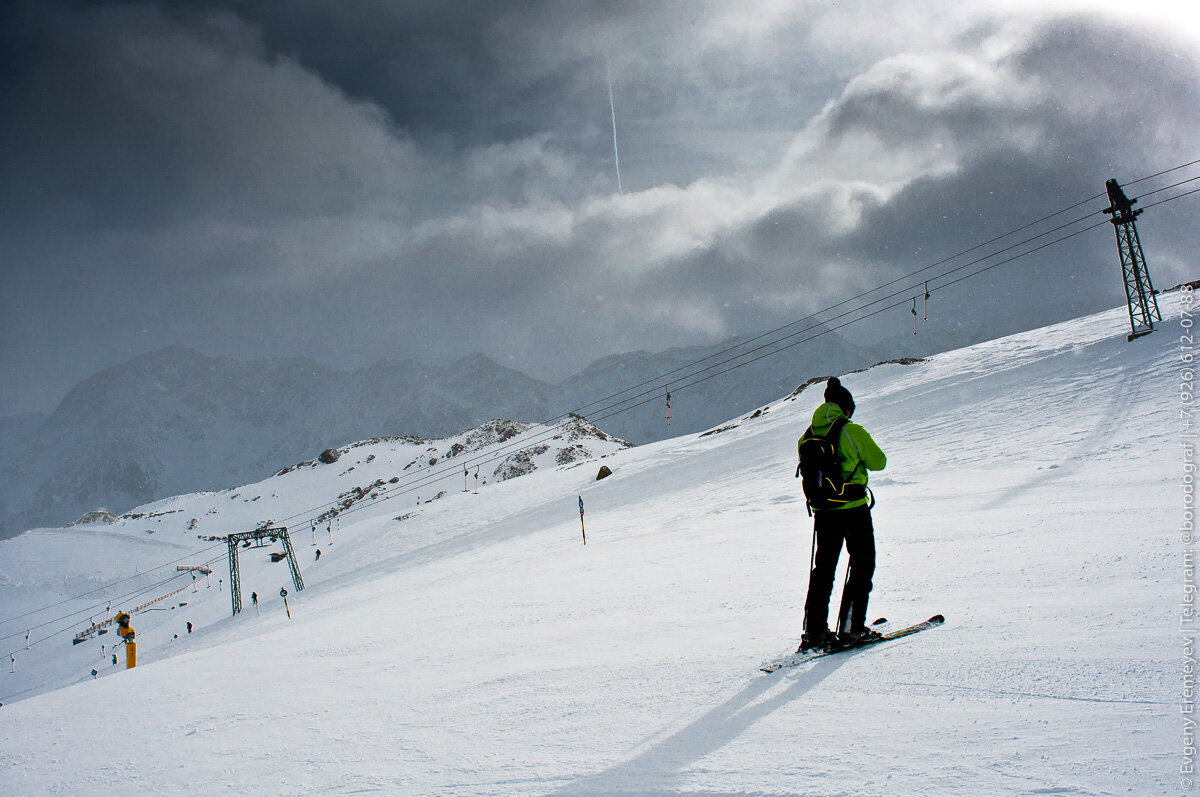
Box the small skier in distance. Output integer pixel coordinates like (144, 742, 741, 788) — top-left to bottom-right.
(799, 377, 887, 651)
(315, 548, 321, 561)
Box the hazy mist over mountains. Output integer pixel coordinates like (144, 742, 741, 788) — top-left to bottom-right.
(0, 319, 990, 540)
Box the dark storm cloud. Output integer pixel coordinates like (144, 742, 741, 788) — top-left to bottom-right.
(660, 11, 1200, 332)
(823, 15, 1200, 326)
(1, 0, 1197, 413)
(1, 2, 437, 228)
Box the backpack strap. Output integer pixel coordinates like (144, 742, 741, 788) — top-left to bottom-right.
(821, 416, 869, 509)
(826, 416, 849, 443)
(828, 416, 868, 498)
(795, 425, 814, 478)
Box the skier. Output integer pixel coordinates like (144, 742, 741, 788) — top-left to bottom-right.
(799, 377, 887, 651)
(315, 548, 321, 561)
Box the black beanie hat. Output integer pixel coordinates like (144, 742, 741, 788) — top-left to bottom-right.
(824, 377, 855, 417)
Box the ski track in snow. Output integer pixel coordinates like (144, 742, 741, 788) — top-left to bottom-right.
(0, 300, 1186, 795)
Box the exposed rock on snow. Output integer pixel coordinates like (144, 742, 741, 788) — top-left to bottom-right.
(493, 446, 549, 481)
(68, 509, 119, 526)
(288, 418, 632, 522)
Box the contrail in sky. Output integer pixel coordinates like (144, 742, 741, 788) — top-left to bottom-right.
(606, 62, 623, 195)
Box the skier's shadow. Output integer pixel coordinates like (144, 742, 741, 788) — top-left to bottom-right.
(549, 657, 847, 796)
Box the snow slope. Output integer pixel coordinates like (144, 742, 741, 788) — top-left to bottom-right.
(0, 298, 1185, 795)
(0, 417, 632, 704)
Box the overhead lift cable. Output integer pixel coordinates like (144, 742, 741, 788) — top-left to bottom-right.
(285, 175, 1200, 528)
(516, 156, 1200, 429)
(2, 549, 229, 651)
(598, 180, 1200, 418)
(0, 541, 228, 629)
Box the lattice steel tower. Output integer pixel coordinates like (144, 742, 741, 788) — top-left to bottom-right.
(1102, 178, 1161, 341)
(227, 527, 304, 616)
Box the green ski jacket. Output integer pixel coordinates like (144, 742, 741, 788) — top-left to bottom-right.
(806, 402, 887, 510)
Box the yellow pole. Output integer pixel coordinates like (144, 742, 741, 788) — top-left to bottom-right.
(116, 612, 136, 669)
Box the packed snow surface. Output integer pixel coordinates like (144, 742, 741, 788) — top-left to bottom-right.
(0, 300, 1187, 795)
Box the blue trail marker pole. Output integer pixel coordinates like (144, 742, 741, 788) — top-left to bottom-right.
(578, 496, 587, 546)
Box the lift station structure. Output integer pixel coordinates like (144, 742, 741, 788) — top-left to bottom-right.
(227, 527, 304, 616)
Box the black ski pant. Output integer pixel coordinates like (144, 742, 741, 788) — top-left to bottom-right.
(804, 505, 876, 636)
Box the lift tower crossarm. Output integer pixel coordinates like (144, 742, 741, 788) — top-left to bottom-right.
(226, 527, 304, 616)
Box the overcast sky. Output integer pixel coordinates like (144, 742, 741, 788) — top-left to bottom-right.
(2, 0, 1198, 415)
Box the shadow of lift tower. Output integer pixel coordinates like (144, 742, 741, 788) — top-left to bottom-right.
(227, 527, 304, 616)
(1103, 178, 1162, 342)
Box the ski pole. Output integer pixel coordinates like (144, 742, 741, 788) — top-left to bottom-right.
(808, 528, 818, 577)
(835, 565, 852, 637)
(801, 526, 817, 636)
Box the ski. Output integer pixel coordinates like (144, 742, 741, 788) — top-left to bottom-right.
(760, 614, 944, 673)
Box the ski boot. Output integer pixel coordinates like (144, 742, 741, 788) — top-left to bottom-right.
(838, 627, 883, 648)
(798, 628, 835, 653)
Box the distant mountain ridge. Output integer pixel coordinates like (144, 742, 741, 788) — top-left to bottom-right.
(0, 323, 962, 539)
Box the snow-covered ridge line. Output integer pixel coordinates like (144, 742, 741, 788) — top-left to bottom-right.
(785, 356, 927, 402)
(117, 415, 632, 535)
(700, 357, 927, 439)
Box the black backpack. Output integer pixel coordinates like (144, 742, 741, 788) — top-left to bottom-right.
(796, 417, 868, 514)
